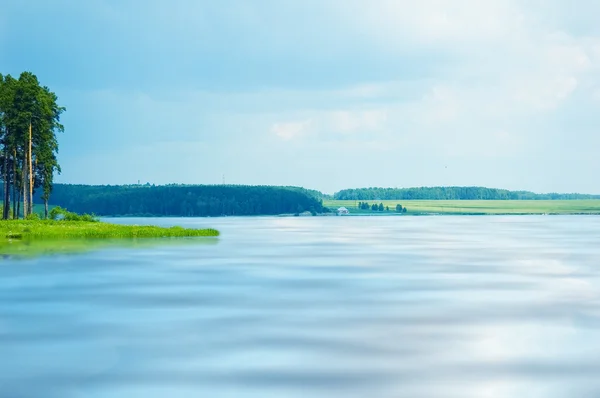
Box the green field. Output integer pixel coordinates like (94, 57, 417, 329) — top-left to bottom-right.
(0, 220, 220, 240)
(323, 200, 600, 215)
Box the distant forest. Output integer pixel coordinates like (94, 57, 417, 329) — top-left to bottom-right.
(334, 187, 600, 201)
(3, 183, 598, 217)
(31, 184, 324, 217)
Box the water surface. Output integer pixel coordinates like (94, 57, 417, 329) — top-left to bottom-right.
(1, 216, 600, 397)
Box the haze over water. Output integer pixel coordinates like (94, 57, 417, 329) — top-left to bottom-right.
(1, 216, 600, 397)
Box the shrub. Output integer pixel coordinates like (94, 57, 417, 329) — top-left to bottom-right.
(49, 206, 99, 222)
(25, 213, 41, 221)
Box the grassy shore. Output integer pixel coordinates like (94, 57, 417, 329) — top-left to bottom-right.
(0, 220, 220, 240)
(324, 199, 600, 215)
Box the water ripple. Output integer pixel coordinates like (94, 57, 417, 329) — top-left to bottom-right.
(1, 216, 600, 397)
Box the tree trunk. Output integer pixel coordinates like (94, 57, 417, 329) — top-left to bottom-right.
(16, 191, 21, 219)
(44, 199, 48, 219)
(12, 149, 17, 219)
(28, 122, 33, 216)
(22, 157, 28, 219)
(12, 178, 16, 219)
(2, 147, 9, 220)
(3, 178, 9, 220)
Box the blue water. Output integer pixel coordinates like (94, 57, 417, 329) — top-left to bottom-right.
(1, 216, 600, 397)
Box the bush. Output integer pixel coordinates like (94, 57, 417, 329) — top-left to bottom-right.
(25, 212, 41, 221)
(49, 206, 99, 222)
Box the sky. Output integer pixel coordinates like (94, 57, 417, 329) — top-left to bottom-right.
(1, 0, 599, 194)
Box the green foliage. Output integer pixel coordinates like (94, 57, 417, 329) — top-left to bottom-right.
(39, 184, 324, 217)
(49, 206, 98, 222)
(0, 219, 219, 240)
(357, 201, 389, 212)
(0, 71, 63, 220)
(48, 206, 61, 220)
(396, 204, 403, 212)
(358, 201, 370, 210)
(25, 212, 40, 220)
(334, 187, 600, 201)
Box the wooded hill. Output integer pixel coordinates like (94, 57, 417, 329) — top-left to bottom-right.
(4, 180, 599, 217)
(31, 184, 324, 217)
(334, 187, 600, 201)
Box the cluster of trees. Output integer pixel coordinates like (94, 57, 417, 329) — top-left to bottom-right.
(336, 187, 600, 201)
(37, 184, 324, 217)
(357, 201, 407, 212)
(0, 72, 63, 219)
(358, 201, 372, 210)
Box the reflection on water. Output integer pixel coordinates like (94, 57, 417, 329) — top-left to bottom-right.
(1, 216, 600, 398)
(0, 237, 218, 259)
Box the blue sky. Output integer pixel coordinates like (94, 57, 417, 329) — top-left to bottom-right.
(1, 0, 599, 194)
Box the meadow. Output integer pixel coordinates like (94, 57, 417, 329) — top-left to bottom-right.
(323, 200, 600, 215)
(0, 220, 220, 240)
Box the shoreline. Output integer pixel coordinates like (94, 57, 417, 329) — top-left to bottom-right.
(0, 220, 220, 240)
(103, 212, 600, 218)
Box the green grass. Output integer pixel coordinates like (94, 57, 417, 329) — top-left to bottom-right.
(324, 200, 600, 215)
(0, 220, 220, 240)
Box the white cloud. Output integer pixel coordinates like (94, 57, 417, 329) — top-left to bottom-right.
(339, 0, 528, 48)
(269, 107, 390, 144)
(271, 119, 312, 140)
(242, 1, 600, 166)
(331, 1, 600, 116)
(52, 0, 600, 192)
(327, 109, 388, 134)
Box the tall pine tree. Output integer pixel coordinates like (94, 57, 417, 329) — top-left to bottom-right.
(0, 72, 64, 219)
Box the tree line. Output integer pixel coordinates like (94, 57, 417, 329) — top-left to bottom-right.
(335, 187, 600, 201)
(357, 201, 407, 213)
(34, 184, 324, 217)
(0, 72, 64, 219)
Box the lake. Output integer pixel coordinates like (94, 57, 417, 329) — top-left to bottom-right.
(1, 216, 600, 397)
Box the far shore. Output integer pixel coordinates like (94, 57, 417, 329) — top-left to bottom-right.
(324, 199, 600, 216)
